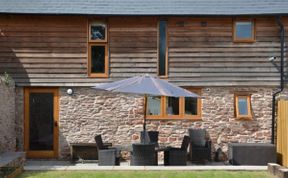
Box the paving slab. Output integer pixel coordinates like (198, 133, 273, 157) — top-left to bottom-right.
(24, 160, 267, 171)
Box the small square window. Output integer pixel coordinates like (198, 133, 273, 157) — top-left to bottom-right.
(235, 94, 252, 119)
(89, 22, 107, 42)
(233, 20, 255, 42)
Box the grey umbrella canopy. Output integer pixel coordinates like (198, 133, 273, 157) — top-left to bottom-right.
(93, 74, 199, 97)
(92, 74, 199, 143)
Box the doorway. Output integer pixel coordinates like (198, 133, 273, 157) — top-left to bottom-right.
(24, 88, 59, 158)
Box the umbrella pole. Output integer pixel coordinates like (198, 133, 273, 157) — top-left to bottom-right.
(143, 94, 147, 143)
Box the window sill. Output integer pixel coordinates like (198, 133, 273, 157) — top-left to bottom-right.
(236, 116, 253, 120)
(88, 73, 109, 78)
(233, 39, 256, 43)
(146, 116, 202, 121)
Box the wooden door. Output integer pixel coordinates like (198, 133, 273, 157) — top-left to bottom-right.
(24, 88, 59, 158)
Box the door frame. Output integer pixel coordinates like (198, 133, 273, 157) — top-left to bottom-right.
(24, 87, 59, 158)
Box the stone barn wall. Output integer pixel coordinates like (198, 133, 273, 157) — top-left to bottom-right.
(0, 75, 16, 153)
(58, 87, 273, 160)
(13, 86, 274, 160)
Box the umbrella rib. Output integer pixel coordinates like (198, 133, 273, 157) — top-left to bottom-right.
(107, 76, 142, 92)
(150, 75, 169, 96)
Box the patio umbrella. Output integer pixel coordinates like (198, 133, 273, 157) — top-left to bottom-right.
(92, 74, 199, 142)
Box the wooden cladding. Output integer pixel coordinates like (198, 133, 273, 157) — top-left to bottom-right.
(0, 15, 286, 86)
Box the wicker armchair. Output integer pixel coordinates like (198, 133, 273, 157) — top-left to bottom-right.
(164, 135, 190, 166)
(140, 131, 159, 147)
(130, 143, 157, 166)
(94, 135, 120, 166)
(188, 129, 212, 162)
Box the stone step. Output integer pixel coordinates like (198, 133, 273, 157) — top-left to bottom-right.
(0, 152, 26, 178)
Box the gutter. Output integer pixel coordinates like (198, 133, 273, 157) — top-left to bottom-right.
(271, 16, 285, 144)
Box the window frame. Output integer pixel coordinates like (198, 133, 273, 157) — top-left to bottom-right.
(88, 20, 109, 78)
(157, 19, 168, 78)
(88, 43, 108, 78)
(146, 88, 202, 120)
(88, 21, 108, 43)
(233, 19, 256, 43)
(234, 94, 252, 120)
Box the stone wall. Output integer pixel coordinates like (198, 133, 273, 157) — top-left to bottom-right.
(0, 77, 16, 153)
(58, 87, 274, 159)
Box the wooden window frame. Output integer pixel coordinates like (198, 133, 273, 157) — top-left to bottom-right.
(146, 88, 202, 120)
(234, 94, 252, 120)
(157, 19, 168, 78)
(88, 21, 108, 43)
(88, 20, 109, 78)
(233, 19, 256, 43)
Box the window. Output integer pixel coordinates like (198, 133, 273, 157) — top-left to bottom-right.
(88, 21, 108, 77)
(158, 20, 168, 77)
(233, 19, 255, 42)
(146, 88, 201, 120)
(235, 94, 252, 119)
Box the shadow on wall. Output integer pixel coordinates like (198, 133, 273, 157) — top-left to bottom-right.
(0, 15, 29, 152)
(0, 15, 29, 84)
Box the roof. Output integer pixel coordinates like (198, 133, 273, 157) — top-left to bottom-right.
(0, 0, 288, 16)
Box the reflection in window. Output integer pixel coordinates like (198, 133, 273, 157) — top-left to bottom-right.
(238, 97, 248, 115)
(158, 20, 167, 76)
(91, 45, 105, 73)
(90, 23, 106, 41)
(185, 97, 198, 115)
(166, 97, 179, 115)
(234, 20, 254, 42)
(147, 96, 161, 115)
(235, 22, 252, 39)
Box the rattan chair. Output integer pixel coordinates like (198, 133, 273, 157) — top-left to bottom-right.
(164, 135, 190, 166)
(130, 143, 157, 166)
(95, 135, 120, 166)
(188, 129, 212, 162)
(140, 131, 159, 147)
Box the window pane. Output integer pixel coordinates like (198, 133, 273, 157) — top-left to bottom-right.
(158, 20, 167, 76)
(90, 23, 106, 41)
(166, 97, 179, 115)
(236, 21, 253, 39)
(238, 97, 248, 115)
(185, 97, 198, 115)
(91, 46, 105, 73)
(147, 96, 161, 115)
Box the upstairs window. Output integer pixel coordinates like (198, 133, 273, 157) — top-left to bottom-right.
(158, 20, 168, 77)
(235, 94, 252, 119)
(233, 19, 255, 42)
(88, 21, 108, 77)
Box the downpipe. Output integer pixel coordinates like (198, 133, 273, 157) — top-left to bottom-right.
(271, 16, 285, 144)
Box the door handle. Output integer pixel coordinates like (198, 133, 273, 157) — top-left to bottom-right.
(54, 121, 58, 127)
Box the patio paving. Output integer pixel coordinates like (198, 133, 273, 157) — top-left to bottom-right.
(24, 160, 267, 171)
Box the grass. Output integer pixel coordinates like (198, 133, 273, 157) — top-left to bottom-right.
(17, 171, 270, 178)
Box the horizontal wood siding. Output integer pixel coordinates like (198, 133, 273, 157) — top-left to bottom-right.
(0, 15, 90, 86)
(168, 17, 284, 86)
(0, 15, 286, 86)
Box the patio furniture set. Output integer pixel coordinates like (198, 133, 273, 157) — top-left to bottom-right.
(94, 128, 211, 166)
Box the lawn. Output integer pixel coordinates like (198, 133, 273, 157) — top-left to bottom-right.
(17, 171, 270, 178)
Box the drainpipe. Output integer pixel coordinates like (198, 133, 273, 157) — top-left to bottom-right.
(271, 16, 285, 144)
